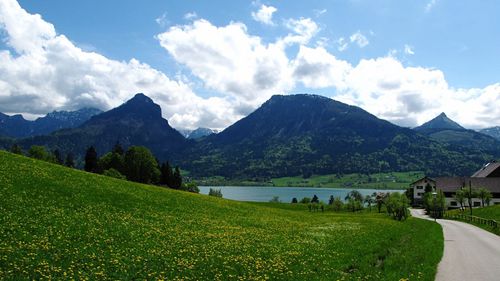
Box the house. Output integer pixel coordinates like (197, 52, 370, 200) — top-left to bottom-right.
(434, 177, 500, 208)
(409, 177, 435, 204)
(410, 162, 500, 207)
(471, 161, 500, 177)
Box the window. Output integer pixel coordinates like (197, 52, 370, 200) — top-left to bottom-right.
(474, 202, 481, 207)
(416, 186, 423, 189)
(450, 201, 457, 206)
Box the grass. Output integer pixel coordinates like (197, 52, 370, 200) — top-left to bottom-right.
(0, 151, 442, 280)
(446, 205, 500, 235)
(270, 171, 423, 189)
(197, 171, 423, 189)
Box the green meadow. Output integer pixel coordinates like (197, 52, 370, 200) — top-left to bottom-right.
(0, 151, 442, 280)
(197, 171, 423, 189)
(271, 171, 423, 189)
(447, 205, 500, 235)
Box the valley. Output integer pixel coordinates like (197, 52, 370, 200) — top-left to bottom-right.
(0, 151, 443, 280)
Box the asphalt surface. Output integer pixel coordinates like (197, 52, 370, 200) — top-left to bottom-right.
(410, 208, 500, 281)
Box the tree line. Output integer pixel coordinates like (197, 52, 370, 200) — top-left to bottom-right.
(289, 190, 410, 221)
(8, 143, 198, 193)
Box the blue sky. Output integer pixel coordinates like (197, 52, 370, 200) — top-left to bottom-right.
(1, 0, 500, 129)
(16, 0, 500, 88)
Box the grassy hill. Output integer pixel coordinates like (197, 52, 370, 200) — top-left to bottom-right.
(0, 151, 442, 280)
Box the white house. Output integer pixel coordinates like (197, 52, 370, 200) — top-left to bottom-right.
(409, 177, 435, 204)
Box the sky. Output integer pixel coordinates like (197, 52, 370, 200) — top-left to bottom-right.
(0, 0, 499, 130)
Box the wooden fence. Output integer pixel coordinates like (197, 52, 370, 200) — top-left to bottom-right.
(444, 213, 498, 229)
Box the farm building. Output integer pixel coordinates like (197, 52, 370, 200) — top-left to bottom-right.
(410, 161, 500, 207)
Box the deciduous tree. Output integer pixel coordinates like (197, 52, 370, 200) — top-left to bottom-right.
(124, 146, 160, 184)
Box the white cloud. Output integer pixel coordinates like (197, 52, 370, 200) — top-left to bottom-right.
(404, 44, 415, 55)
(157, 19, 294, 115)
(2, 0, 500, 131)
(425, 0, 438, 12)
(313, 9, 327, 17)
(292, 46, 351, 89)
(0, 0, 236, 130)
(184, 12, 197, 20)
(251, 4, 277, 25)
(155, 12, 169, 27)
(349, 31, 369, 48)
(282, 17, 319, 45)
(336, 37, 348, 52)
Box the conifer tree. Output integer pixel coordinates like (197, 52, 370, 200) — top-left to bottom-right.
(9, 144, 22, 155)
(160, 162, 174, 187)
(112, 141, 124, 155)
(53, 149, 63, 165)
(65, 153, 75, 168)
(84, 146, 98, 172)
(172, 166, 182, 189)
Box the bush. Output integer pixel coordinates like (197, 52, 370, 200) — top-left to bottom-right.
(291, 197, 298, 204)
(300, 197, 311, 204)
(183, 182, 200, 193)
(346, 198, 363, 212)
(332, 197, 343, 211)
(28, 145, 48, 160)
(269, 196, 281, 203)
(208, 188, 223, 198)
(423, 190, 446, 219)
(385, 192, 410, 221)
(308, 203, 324, 212)
(103, 168, 126, 180)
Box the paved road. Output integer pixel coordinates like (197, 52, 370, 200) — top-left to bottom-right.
(410, 208, 500, 281)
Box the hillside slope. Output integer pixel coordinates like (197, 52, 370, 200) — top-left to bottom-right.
(15, 94, 188, 161)
(0, 151, 442, 280)
(183, 94, 489, 178)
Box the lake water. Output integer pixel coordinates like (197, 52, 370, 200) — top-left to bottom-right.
(199, 186, 404, 203)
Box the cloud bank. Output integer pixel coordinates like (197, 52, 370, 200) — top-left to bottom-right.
(1, 0, 500, 130)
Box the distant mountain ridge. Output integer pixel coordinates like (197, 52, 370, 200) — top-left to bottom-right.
(179, 128, 218, 139)
(1, 93, 494, 178)
(14, 93, 188, 161)
(480, 126, 500, 140)
(0, 108, 102, 138)
(413, 113, 500, 155)
(181, 94, 489, 178)
(414, 112, 464, 132)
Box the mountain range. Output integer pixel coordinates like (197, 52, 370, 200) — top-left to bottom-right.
(1, 93, 498, 178)
(0, 108, 102, 138)
(10, 94, 188, 161)
(179, 128, 218, 139)
(479, 127, 500, 140)
(414, 112, 500, 154)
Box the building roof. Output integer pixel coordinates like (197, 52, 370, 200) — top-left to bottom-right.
(436, 177, 500, 193)
(471, 161, 500, 177)
(410, 176, 435, 186)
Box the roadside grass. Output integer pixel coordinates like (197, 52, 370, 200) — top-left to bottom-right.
(446, 205, 500, 235)
(0, 151, 441, 280)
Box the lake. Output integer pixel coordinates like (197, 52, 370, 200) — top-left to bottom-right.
(199, 186, 404, 203)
